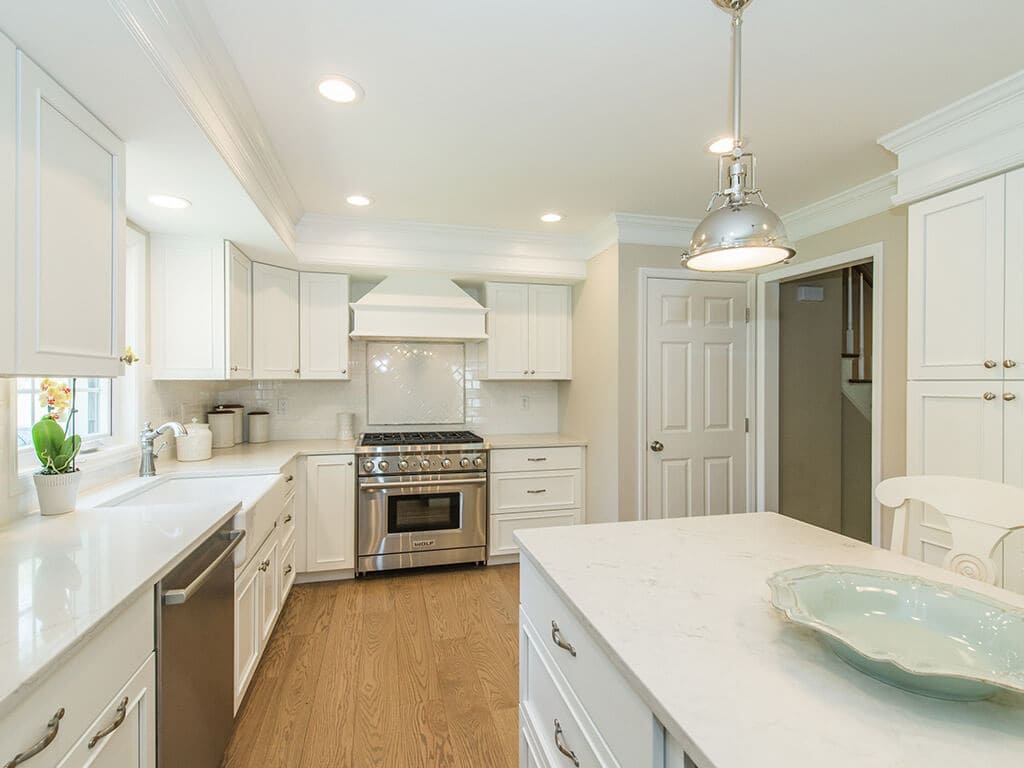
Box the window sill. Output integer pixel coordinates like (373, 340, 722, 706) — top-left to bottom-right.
(17, 443, 139, 482)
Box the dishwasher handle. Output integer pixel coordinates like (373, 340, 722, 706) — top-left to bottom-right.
(162, 530, 245, 606)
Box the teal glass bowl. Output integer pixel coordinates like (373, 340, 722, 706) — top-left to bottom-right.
(768, 565, 1024, 701)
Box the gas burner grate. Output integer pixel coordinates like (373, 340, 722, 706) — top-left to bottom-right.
(360, 430, 484, 447)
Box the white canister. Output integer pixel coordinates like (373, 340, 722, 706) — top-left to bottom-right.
(337, 412, 355, 441)
(176, 418, 213, 461)
(208, 411, 235, 449)
(218, 404, 244, 444)
(248, 411, 270, 444)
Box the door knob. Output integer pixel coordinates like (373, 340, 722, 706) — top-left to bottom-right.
(1005, 392, 1017, 401)
(650, 440, 664, 452)
(984, 360, 998, 369)
(1005, 360, 1018, 369)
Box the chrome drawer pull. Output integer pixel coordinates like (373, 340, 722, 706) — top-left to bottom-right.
(527, 489, 547, 494)
(283, 514, 293, 523)
(553, 719, 580, 767)
(285, 474, 294, 482)
(527, 457, 547, 462)
(88, 697, 128, 749)
(551, 621, 577, 657)
(5, 708, 64, 767)
(284, 564, 293, 575)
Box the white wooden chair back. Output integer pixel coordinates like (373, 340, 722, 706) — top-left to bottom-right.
(875, 475, 1024, 584)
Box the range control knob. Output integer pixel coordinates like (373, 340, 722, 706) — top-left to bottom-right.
(378, 460, 390, 472)
(459, 457, 471, 468)
(441, 458, 453, 469)
(398, 459, 409, 471)
(420, 458, 431, 470)
(362, 460, 375, 473)
(473, 456, 485, 468)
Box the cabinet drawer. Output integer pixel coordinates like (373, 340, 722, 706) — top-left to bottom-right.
(491, 509, 580, 557)
(490, 446, 583, 473)
(281, 537, 297, 602)
(279, 493, 296, 549)
(282, 460, 298, 497)
(522, 627, 605, 768)
(521, 561, 660, 768)
(0, 588, 154, 768)
(492, 470, 582, 513)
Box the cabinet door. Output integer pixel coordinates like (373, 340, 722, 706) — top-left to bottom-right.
(485, 283, 530, 378)
(299, 272, 350, 380)
(151, 237, 225, 379)
(907, 176, 1005, 381)
(233, 559, 260, 712)
(0, 33, 14, 371)
(258, 536, 280, 647)
(306, 455, 356, 572)
(253, 263, 299, 379)
(1004, 168, 1024, 379)
(16, 52, 125, 377)
(226, 242, 252, 379)
(528, 284, 572, 379)
(281, 537, 297, 603)
(57, 653, 156, 768)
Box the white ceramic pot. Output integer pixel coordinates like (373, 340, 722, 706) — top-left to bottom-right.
(34, 471, 81, 516)
(176, 419, 213, 461)
(248, 411, 270, 444)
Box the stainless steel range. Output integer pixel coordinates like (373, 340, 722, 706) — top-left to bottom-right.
(356, 431, 488, 574)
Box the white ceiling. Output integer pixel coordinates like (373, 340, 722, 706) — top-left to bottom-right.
(203, 0, 1024, 236)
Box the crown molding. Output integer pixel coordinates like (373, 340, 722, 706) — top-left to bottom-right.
(878, 69, 1024, 205)
(108, 0, 303, 253)
(782, 173, 898, 243)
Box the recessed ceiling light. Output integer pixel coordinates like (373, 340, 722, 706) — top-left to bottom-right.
(147, 193, 191, 209)
(317, 75, 364, 104)
(346, 194, 373, 207)
(706, 136, 735, 154)
(540, 212, 563, 223)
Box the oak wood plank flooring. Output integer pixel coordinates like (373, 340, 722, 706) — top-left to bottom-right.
(223, 564, 519, 768)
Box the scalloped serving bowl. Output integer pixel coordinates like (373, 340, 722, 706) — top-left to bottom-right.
(767, 565, 1024, 701)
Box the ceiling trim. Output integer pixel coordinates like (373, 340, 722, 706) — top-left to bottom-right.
(108, 0, 303, 253)
(878, 69, 1024, 205)
(782, 173, 898, 243)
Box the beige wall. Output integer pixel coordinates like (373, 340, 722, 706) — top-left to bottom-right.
(787, 208, 909, 546)
(559, 246, 621, 524)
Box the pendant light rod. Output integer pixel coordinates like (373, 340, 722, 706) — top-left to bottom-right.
(731, 11, 742, 150)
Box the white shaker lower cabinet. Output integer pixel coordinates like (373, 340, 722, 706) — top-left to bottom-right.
(489, 446, 584, 561)
(305, 454, 357, 573)
(519, 557, 673, 768)
(0, 589, 155, 768)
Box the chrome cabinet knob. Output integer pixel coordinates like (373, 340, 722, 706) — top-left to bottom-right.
(650, 440, 664, 452)
(294, 368, 300, 374)
(342, 369, 348, 375)
(984, 392, 997, 400)
(1005, 360, 1018, 368)
(1005, 392, 1017, 401)
(231, 365, 239, 372)
(984, 360, 998, 369)
(523, 370, 529, 375)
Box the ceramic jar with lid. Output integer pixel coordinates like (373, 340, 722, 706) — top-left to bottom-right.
(175, 418, 213, 461)
(207, 410, 235, 449)
(248, 411, 270, 444)
(216, 404, 244, 444)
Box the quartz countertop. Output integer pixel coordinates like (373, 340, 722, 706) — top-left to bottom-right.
(483, 433, 587, 449)
(515, 513, 1024, 768)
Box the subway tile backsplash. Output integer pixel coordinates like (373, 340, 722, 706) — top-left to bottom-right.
(147, 341, 559, 441)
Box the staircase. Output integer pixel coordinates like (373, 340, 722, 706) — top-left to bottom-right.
(841, 264, 873, 420)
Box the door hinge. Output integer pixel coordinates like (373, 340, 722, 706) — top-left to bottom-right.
(745, 417, 749, 433)
(745, 307, 751, 323)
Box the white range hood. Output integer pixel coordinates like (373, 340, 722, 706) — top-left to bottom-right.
(350, 275, 488, 341)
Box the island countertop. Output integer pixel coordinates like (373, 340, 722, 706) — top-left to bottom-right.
(515, 512, 1024, 768)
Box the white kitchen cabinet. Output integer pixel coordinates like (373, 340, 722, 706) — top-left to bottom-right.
(257, 534, 280, 647)
(305, 454, 356, 572)
(233, 554, 261, 711)
(253, 262, 300, 379)
(151, 237, 252, 380)
(299, 272, 350, 380)
(907, 174, 1010, 381)
(489, 446, 584, 561)
(483, 282, 572, 380)
(2, 47, 126, 377)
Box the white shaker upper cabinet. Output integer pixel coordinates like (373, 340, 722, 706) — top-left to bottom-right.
(253, 263, 299, 379)
(484, 282, 572, 380)
(907, 176, 1005, 381)
(226, 243, 253, 379)
(299, 272, 350, 380)
(1003, 167, 1024, 380)
(8, 50, 126, 377)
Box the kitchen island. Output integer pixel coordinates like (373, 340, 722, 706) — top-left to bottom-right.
(515, 512, 1024, 768)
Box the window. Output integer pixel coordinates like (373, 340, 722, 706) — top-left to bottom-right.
(16, 377, 113, 451)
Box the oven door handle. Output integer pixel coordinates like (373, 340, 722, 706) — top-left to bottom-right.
(359, 477, 487, 491)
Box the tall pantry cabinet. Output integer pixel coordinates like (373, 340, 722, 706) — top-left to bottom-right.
(905, 168, 1024, 589)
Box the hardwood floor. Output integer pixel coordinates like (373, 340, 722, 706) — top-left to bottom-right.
(223, 564, 521, 768)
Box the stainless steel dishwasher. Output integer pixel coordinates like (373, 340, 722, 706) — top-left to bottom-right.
(158, 521, 245, 768)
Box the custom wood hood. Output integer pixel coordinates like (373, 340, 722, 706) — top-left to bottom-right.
(349, 275, 488, 341)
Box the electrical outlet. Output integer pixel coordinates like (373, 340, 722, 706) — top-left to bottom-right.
(277, 398, 289, 416)
(520, 395, 530, 411)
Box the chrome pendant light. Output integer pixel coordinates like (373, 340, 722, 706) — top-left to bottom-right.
(682, 0, 795, 272)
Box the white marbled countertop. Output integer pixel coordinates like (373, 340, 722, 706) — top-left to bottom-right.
(515, 512, 1024, 768)
(482, 433, 587, 450)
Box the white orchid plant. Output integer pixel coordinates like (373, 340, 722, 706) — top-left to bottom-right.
(32, 378, 82, 474)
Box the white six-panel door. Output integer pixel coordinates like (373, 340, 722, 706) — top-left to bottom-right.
(645, 278, 748, 519)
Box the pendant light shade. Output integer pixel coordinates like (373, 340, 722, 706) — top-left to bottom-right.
(683, 0, 794, 272)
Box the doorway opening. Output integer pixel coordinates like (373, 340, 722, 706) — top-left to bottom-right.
(755, 243, 884, 544)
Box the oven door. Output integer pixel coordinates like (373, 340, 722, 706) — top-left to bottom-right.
(358, 473, 487, 557)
